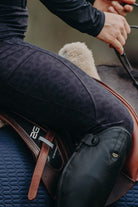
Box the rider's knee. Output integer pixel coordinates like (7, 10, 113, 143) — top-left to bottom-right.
(115, 107, 134, 135)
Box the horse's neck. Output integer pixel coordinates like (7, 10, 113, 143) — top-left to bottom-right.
(97, 65, 138, 113)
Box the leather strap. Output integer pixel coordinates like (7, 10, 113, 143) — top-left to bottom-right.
(0, 0, 27, 8)
(28, 131, 55, 200)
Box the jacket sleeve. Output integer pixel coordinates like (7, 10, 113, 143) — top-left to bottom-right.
(39, 0, 105, 37)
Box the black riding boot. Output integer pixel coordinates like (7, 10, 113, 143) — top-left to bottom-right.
(56, 127, 132, 207)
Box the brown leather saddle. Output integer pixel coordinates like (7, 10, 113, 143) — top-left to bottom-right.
(0, 80, 137, 206)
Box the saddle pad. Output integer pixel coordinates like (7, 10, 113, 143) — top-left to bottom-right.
(0, 126, 54, 207)
(0, 126, 138, 207)
(110, 182, 138, 207)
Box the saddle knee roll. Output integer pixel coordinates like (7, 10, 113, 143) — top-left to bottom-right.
(56, 126, 132, 207)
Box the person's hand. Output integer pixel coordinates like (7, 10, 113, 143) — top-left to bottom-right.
(97, 12, 131, 54)
(93, 0, 135, 16)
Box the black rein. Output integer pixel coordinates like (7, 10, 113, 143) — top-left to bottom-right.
(115, 2, 138, 90)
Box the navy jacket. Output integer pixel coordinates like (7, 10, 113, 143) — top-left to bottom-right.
(40, 0, 105, 36)
(0, 0, 105, 39)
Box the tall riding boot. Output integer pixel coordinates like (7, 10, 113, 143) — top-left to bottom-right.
(56, 127, 132, 207)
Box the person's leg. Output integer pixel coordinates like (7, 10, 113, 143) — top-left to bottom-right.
(0, 38, 133, 139)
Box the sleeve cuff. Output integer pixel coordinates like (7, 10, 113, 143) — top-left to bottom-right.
(92, 11, 105, 36)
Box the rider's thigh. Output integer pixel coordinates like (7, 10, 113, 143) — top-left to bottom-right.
(0, 39, 97, 138)
(82, 77, 134, 135)
(0, 39, 133, 139)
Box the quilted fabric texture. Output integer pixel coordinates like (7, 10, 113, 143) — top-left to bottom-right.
(110, 184, 138, 207)
(0, 126, 54, 207)
(0, 126, 138, 207)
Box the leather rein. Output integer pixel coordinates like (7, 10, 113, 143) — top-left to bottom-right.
(115, 2, 138, 90)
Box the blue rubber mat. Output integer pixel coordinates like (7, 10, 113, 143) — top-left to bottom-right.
(0, 126, 138, 207)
